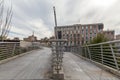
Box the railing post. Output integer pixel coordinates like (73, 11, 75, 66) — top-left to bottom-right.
(84, 46, 87, 58)
(101, 45, 103, 64)
(12, 43, 16, 55)
(110, 44, 119, 70)
(81, 46, 83, 56)
(87, 46, 91, 60)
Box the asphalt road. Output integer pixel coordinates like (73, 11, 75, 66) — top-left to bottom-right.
(0, 47, 51, 80)
(63, 52, 119, 80)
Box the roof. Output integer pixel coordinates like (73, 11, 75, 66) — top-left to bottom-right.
(55, 23, 103, 28)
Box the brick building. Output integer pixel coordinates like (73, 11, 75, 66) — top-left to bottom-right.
(102, 30, 115, 41)
(116, 34, 120, 40)
(55, 23, 104, 46)
(24, 35, 37, 42)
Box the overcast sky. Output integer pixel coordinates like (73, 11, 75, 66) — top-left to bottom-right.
(5, 0, 120, 39)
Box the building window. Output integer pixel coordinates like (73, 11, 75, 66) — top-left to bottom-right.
(70, 31, 72, 34)
(90, 26, 92, 29)
(74, 34, 76, 38)
(86, 26, 88, 29)
(82, 34, 84, 37)
(82, 26, 84, 30)
(78, 41, 80, 45)
(86, 36, 88, 40)
(74, 41, 76, 45)
(74, 26, 76, 30)
(82, 30, 84, 34)
(77, 34, 80, 37)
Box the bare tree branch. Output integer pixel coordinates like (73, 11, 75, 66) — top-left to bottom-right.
(0, 0, 12, 41)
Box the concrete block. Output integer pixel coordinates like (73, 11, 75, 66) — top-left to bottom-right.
(52, 66, 64, 80)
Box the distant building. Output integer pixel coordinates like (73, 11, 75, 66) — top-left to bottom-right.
(55, 23, 104, 46)
(116, 35, 120, 40)
(115, 35, 120, 53)
(13, 37, 20, 41)
(49, 36, 55, 40)
(40, 37, 49, 46)
(24, 35, 37, 42)
(102, 30, 115, 41)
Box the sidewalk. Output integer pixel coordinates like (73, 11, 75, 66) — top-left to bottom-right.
(63, 52, 119, 80)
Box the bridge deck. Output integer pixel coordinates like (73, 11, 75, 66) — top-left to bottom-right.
(0, 47, 51, 80)
(0, 47, 119, 80)
(63, 52, 119, 80)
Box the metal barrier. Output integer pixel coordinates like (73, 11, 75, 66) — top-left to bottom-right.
(0, 42, 21, 61)
(71, 40, 120, 71)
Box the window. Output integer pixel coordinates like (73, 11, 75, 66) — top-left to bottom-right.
(67, 34, 69, 38)
(82, 34, 84, 37)
(74, 34, 76, 38)
(82, 30, 84, 34)
(70, 31, 72, 34)
(74, 26, 76, 30)
(77, 34, 80, 37)
(58, 31, 62, 39)
(74, 41, 76, 45)
(98, 24, 103, 30)
(77, 41, 80, 45)
(86, 26, 88, 29)
(86, 36, 88, 40)
(82, 26, 84, 30)
(90, 26, 92, 29)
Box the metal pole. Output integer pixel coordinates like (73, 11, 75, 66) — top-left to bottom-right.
(53, 6, 58, 39)
(53, 6, 57, 27)
(12, 43, 16, 55)
(110, 44, 119, 70)
(101, 45, 103, 64)
(87, 46, 91, 60)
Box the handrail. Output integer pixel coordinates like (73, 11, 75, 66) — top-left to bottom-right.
(85, 40, 120, 47)
(68, 39, 120, 71)
(0, 42, 20, 44)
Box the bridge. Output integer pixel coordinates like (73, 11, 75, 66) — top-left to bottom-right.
(0, 41, 120, 80)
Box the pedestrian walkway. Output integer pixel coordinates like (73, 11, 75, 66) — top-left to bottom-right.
(0, 47, 119, 80)
(63, 52, 119, 80)
(0, 47, 51, 80)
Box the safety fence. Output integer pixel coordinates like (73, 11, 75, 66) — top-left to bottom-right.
(69, 40, 120, 71)
(0, 42, 40, 61)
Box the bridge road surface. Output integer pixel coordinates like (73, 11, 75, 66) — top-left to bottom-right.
(63, 52, 120, 80)
(0, 47, 51, 80)
(0, 47, 119, 80)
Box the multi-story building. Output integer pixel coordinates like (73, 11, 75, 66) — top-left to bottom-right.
(55, 23, 104, 46)
(24, 35, 37, 42)
(116, 34, 120, 40)
(102, 30, 115, 41)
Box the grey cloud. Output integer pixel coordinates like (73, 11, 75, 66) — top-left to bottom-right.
(5, 0, 120, 39)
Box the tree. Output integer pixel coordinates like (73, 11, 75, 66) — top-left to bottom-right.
(0, 0, 13, 41)
(90, 33, 108, 44)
